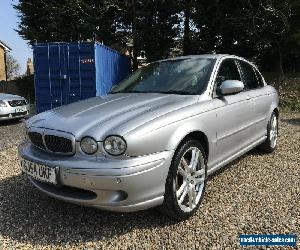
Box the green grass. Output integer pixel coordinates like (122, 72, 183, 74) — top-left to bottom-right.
(262, 72, 300, 112)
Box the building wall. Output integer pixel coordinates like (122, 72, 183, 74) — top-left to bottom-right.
(26, 58, 34, 75)
(0, 47, 6, 81)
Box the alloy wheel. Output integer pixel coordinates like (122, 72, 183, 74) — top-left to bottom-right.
(270, 115, 278, 148)
(175, 147, 205, 212)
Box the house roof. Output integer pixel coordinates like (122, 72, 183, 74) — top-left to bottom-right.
(0, 40, 11, 51)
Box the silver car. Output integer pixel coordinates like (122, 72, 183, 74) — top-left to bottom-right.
(0, 93, 30, 121)
(18, 54, 279, 221)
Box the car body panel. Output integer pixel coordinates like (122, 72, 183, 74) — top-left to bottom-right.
(26, 93, 199, 142)
(210, 91, 254, 166)
(19, 54, 279, 212)
(18, 141, 173, 211)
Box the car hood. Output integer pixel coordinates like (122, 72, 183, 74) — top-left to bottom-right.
(27, 93, 198, 141)
(0, 93, 25, 101)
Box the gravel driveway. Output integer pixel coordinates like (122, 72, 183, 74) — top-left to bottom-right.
(0, 113, 299, 249)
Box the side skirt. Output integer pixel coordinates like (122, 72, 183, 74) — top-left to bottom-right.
(207, 136, 267, 176)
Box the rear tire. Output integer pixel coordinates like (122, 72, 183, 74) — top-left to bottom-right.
(159, 139, 207, 221)
(258, 112, 278, 153)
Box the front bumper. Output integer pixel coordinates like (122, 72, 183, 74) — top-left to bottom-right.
(18, 142, 174, 212)
(0, 105, 30, 121)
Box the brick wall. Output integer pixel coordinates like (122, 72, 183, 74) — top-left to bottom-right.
(0, 47, 6, 81)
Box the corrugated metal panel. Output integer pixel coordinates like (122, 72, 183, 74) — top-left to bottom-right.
(94, 44, 131, 96)
(33, 42, 131, 113)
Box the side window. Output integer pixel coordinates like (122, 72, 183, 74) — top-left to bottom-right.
(216, 59, 241, 88)
(239, 61, 260, 89)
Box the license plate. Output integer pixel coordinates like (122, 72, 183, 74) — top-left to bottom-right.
(16, 107, 26, 113)
(21, 159, 57, 185)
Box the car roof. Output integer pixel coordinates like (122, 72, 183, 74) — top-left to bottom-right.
(157, 54, 249, 62)
(155, 54, 257, 69)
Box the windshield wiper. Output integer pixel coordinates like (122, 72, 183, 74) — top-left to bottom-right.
(156, 90, 192, 95)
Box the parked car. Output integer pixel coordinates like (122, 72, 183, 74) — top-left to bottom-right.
(18, 54, 279, 221)
(0, 93, 30, 121)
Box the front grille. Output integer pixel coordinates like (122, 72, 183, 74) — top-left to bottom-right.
(28, 132, 45, 149)
(28, 132, 73, 154)
(8, 100, 27, 107)
(44, 135, 73, 153)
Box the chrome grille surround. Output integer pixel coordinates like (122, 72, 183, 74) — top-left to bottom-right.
(8, 100, 27, 107)
(27, 128, 75, 155)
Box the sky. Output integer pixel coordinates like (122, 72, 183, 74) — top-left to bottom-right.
(0, 0, 32, 74)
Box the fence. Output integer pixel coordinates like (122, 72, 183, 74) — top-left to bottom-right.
(0, 75, 35, 104)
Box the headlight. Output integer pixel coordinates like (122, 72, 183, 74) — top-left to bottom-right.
(80, 137, 98, 155)
(104, 135, 127, 156)
(0, 100, 7, 107)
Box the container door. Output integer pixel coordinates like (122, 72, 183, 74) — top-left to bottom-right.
(33, 43, 64, 113)
(65, 43, 96, 104)
(48, 44, 63, 109)
(33, 45, 52, 113)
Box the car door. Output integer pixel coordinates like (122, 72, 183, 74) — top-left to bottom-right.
(210, 59, 254, 167)
(237, 60, 270, 141)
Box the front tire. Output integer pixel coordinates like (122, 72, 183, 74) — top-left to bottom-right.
(159, 139, 207, 221)
(258, 112, 278, 153)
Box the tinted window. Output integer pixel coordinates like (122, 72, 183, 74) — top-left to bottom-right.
(216, 59, 241, 88)
(239, 61, 260, 89)
(111, 58, 215, 95)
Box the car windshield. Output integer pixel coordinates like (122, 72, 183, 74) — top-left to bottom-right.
(110, 58, 215, 95)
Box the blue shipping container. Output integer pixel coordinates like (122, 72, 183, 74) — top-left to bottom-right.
(33, 42, 131, 113)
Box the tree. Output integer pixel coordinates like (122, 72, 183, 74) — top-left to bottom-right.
(190, 0, 299, 83)
(191, 0, 259, 55)
(139, 0, 179, 62)
(14, 0, 300, 73)
(109, 0, 179, 68)
(6, 54, 21, 80)
(14, 0, 119, 44)
(181, 0, 192, 55)
(15, 0, 180, 69)
(242, 0, 292, 82)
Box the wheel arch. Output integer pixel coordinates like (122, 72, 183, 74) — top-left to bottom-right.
(273, 107, 279, 118)
(172, 129, 210, 161)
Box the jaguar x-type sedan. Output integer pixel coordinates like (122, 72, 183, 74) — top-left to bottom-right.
(19, 54, 279, 221)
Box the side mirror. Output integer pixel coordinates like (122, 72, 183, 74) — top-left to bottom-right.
(217, 80, 244, 95)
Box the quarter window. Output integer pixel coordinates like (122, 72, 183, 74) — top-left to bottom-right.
(239, 61, 260, 89)
(215, 59, 241, 88)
